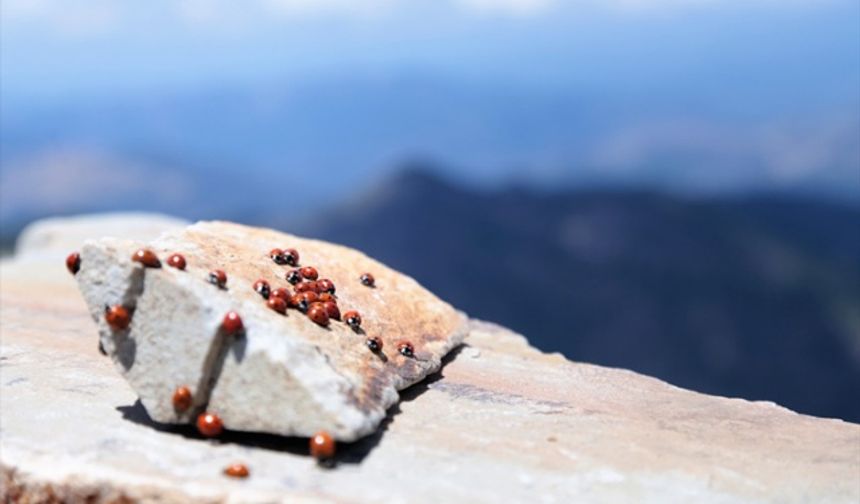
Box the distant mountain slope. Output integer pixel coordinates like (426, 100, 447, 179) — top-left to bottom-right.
(297, 168, 860, 422)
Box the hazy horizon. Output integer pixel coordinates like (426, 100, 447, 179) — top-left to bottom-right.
(2, 0, 858, 222)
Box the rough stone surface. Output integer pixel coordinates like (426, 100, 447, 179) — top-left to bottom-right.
(15, 212, 189, 259)
(74, 221, 467, 441)
(2, 214, 859, 503)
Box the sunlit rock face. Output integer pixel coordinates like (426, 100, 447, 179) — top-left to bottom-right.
(74, 220, 467, 441)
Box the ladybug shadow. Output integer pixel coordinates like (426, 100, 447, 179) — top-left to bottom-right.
(116, 343, 466, 465)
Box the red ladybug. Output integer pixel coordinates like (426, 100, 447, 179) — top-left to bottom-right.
(289, 293, 303, 309)
(300, 266, 318, 280)
(360, 273, 375, 287)
(66, 252, 81, 275)
(222, 311, 243, 334)
(172, 386, 193, 412)
(286, 269, 302, 285)
(310, 431, 336, 460)
(270, 248, 287, 265)
(208, 269, 227, 289)
(223, 463, 250, 478)
(366, 337, 383, 353)
(271, 287, 290, 301)
(253, 279, 271, 299)
(105, 305, 130, 330)
(295, 291, 318, 313)
(132, 249, 161, 268)
(397, 341, 415, 358)
(196, 412, 223, 437)
(323, 301, 340, 321)
(307, 302, 330, 326)
(166, 253, 186, 270)
(344, 310, 362, 330)
(283, 248, 300, 266)
(267, 296, 287, 314)
(295, 282, 315, 294)
(317, 279, 335, 295)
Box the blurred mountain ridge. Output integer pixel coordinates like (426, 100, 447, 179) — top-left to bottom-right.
(2, 74, 857, 211)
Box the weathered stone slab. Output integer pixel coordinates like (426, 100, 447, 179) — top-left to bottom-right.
(1, 214, 858, 503)
(73, 221, 468, 441)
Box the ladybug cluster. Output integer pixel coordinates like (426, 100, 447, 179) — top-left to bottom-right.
(66, 244, 417, 469)
(251, 251, 369, 335)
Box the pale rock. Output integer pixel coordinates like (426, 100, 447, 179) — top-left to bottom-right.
(74, 221, 467, 441)
(15, 212, 189, 260)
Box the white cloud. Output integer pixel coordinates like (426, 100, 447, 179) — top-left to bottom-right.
(586, 115, 860, 190)
(0, 147, 192, 216)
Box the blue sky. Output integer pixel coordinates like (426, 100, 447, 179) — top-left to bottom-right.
(0, 0, 858, 226)
(3, 0, 857, 105)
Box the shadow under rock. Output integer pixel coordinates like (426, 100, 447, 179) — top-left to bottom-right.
(116, 343, 467, 465)
(116, 401, 311, 457)
(338, 343, 467, 463)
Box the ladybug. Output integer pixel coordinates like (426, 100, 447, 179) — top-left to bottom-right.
(307, 302, 330, 326)
(267, 296, 287, 314)
(223, 463, 250, 478)
(323, 301, 340, 321)
(196, 412, 223, 437)
(208, 269, 227, 289)
(397, 341, 415, 358)
(66, 252, 81, 275)
(366, 336, 383, 353)
(295, 282, 315, 294)
(343, 310, 362, 330)
(317, 279, 335, 295)
(132, 249, 161, 268)
(289, 293, 302, 309)
(253, 279, 271, 299)
(294, 291, 318, 313)
(300, 266, 318, 281)
(283, 248, 300, 266)
(271, 287, 290, 301)
(172, 386, 193, 412)
(310, 431, 336, 460)
(166, 253, 186, 270)
(286, 269, 302, 285)
(318, 292, 335, 303)
(222, 311, 243, 334)
(270, 248, 287, 265)
(360, 273, 375, 287)
(105, 305, 130, 330)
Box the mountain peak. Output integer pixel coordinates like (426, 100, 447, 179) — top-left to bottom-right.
(381, 161, 461, 194)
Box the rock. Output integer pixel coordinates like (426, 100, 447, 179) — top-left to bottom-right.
(15, 212, 189, 260)
(2, 213, 858, 503)
(73, 220, 467, 441)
